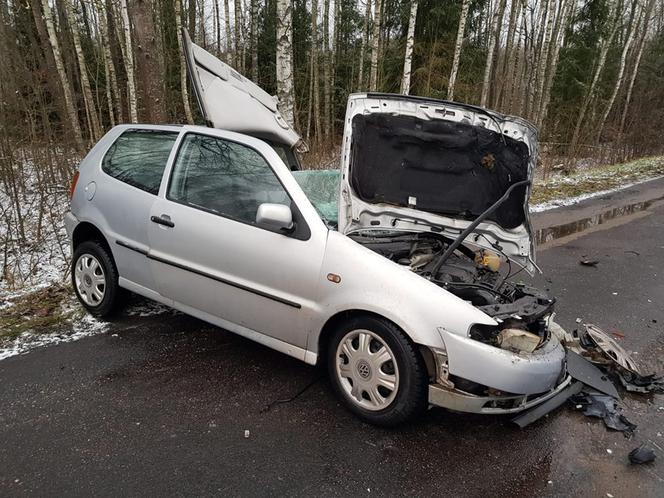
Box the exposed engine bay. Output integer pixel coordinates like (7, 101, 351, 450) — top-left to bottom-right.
(351, 230, 555, 352)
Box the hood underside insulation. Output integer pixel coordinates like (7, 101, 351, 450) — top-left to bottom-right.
(350, 113, 531, 229)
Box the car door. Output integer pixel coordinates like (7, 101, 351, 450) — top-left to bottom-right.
(94, 127, 180, 293)
(147, 129, 327, 351)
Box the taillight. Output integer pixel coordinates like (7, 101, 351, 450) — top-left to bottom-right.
(69, 171, 80, 199)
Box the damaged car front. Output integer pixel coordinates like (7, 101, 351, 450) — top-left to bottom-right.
(339, 93, 571, 414)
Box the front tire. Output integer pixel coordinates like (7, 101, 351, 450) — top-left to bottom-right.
(327, 315, 428, 427)
(72, 240, 122, 317)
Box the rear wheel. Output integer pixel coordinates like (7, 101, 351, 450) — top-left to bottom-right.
(72, 240, 122, 317)
(327, 315, 428, 427)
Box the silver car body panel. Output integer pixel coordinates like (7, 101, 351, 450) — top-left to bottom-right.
(182, 29, 303, 150)
(338, 94, 538, 274)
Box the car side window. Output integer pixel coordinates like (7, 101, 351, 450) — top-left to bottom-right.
(168, 133, 290, 225)
(102, 129, 178, 195)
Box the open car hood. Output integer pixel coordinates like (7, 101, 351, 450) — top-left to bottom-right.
(338, 94, 538, 273)
(182, 29, 304, 150)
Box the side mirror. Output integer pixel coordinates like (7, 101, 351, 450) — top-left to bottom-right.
(255, 203, 294, 233)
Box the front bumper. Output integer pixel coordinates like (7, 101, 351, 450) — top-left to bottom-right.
(428, 373, 573, 414)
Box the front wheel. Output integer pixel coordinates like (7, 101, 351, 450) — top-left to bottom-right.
(327, 316, 428, 427)
(72, 240, 122, 317)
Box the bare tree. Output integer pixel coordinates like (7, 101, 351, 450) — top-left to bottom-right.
(119, 0, 138, 122)
(175, 0, 194, 123)
(532, 0, 556, 126)
(369, 0, 381, 91)
(480, 0, 506, 107)
(308, 0, 321, 145)
(448, 0, 470, 100)
(400, 0, 418, 95)
(276, 0, 295, 127)
(620, 0, 657, 135)
(214, 0, 221, 54)
(322, 0, 332, 139)
(38, 0, 84, 148)
(224, 0, 232, 62)
(234, 0, 243, 71)
(251, 0, 258, 81)
(95, 0, 123, 123)
(357, 0, 371, 90)
(596, 0, 641, 142)
(569, 1, 620, 156)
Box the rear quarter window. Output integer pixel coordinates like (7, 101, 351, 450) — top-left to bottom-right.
(102, 129, 179, 194)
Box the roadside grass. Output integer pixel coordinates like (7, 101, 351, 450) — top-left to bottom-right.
(0, 284, 80, 342)
(531, 155, 664, 205)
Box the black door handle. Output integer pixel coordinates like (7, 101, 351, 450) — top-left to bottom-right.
(150, 215, 174, 228)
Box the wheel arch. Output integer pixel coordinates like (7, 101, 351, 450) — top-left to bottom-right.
(315, 309, 436, 378)
(72, 221, 113, 257)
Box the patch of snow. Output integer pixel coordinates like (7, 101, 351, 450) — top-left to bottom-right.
(530, 175, 664, 213)
(0, 313, 109, 361)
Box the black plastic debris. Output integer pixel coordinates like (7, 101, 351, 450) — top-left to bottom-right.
(511, 381, 583, 428)
(566, 350, 620, 398)
(619, 371, 664, 394)
(628, 445, 656, 464)
(579, 259, 599, 267)
(570, 391, 637, 436)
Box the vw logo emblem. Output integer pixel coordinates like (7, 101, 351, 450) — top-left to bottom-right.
(357, 360, 372, 379)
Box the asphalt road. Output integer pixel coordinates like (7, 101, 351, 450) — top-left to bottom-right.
(1, 205, 664, 497)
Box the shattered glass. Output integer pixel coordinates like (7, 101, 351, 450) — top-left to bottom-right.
(292, 170, 340, 227)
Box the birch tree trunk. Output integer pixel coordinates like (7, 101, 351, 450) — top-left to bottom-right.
(65, 0, 102, 141)
(234, 0, 243, 70)
(620, 0, 656, 135)
(480, 0, 506, 107)
(495, 0, 520, 109)
(276, 0, 295, 127)
(447, 0, 470, 100)
(251, 0, 258, 81)
(39, 0, 84, 148)
(596, 0, 641, 142)
(569, 2, 620, 157)
(310, 0, 321, 146)
(175, 0, 194, 123)
(532, 0, 555, 126)
(369, 0, 381, 91)
(400, 0, 418, 95)
(322, 0, 332, 139)
(224, 0, 232, 63)
(119, 0, 138, 123)
(538, 0, 575, 129)
(357, 0, 371, 91)
(96, 0, 123, 123)
(214, 0, 221, 54)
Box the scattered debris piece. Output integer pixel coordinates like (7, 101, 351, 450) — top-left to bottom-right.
(624, 250, 640, 256)
(610, 331, 625, 339)
(570, 391, 636, 436)
(628, 445, 656, 464)
(244, 430, 250, 438)
(606, 449, 613, 454)
(566, 351, 619, 398)
(579, 259, 599, 267)
(512, 381, 583, 428)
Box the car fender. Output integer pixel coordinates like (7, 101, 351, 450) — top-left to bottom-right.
(308, 231, 497, 354)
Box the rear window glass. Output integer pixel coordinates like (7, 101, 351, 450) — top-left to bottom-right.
(102, 129, 179, 195)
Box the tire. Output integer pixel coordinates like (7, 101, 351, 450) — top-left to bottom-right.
(327, 315, 428, 427)
(71, 240, 122, 317)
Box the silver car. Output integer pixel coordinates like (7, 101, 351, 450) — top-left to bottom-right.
(65, 38, 569, 427)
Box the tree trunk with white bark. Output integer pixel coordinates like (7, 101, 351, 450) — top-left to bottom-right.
(447, 0, 470, 101)
(400, 0, 418, 95)
(357, 0, 371, 91)
(175, 0, 194, 123)
(480, 0, 506, 107)
(276, 0, 295, 127)
(369, 0, 381, 91)
(119, 0, 138, 123)
(322, 0, 332, 139)
(39, 0, 84, 148)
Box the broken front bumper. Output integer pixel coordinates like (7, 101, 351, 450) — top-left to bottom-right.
(428, 374, 573, 414)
